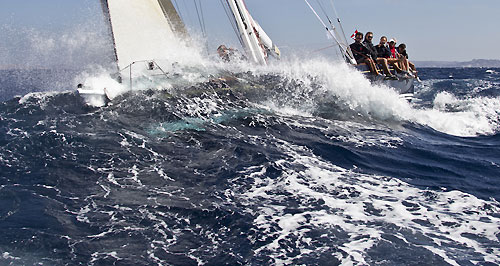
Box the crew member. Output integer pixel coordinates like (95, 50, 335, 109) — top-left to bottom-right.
(398, 43, 417, 76)
(349, 32, 380, 75)
(217, 45, 233, 62)
(388, 38, 410, 73)
(364, 32, 394, 78)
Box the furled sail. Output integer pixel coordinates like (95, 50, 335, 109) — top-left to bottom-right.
(225, 0, 280, 65)
(100, 0, 189, 72)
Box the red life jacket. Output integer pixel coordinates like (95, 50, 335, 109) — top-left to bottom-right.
(390, 46, 397, 58)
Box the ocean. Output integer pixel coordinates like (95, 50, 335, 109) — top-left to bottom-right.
(0, 62, 499, 265)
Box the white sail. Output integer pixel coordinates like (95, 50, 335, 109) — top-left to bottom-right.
(101, 0, 189, 71)
(225, 0, 279, 65)
(78, 0, 190, 106)
(250, 19, 281, 59)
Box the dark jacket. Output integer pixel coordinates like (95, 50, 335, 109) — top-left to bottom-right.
(349, 42, 370, 64)
(363, 40, 378, 61)
(399, 50, 409, 59)
(375, 44, 391, 58)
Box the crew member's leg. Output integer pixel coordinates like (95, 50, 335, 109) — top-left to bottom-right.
(387, 58, 403, 73)
(376, 58, 392, 76)
(365, 58, 380, 75)
(399, 57, 410, 72)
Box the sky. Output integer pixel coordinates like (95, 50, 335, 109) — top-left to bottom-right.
(1, 0, 499, 69)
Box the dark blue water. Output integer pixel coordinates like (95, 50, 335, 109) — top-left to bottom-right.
(0, 66, 499, 265)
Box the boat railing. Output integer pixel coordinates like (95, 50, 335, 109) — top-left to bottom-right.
(116, 60, 170, 90)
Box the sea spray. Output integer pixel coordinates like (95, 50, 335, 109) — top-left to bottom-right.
(226, 56, 500, 137)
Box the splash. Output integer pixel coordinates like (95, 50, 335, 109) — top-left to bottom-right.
(243, 56, 500, 137)
(5, 20, 498, 137)
(0, 21, 112, 70)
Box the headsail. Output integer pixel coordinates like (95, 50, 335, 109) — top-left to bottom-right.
(100, 0, 189, 72)
(224, 0, 280, 65)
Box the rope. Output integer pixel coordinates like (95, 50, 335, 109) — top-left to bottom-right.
(303, 0, 343, 50)
(220, 0, 244, 46)
(198, 0, 206, 34)
(193, 0, 205, 36)
(304, 0, 355, 64)
(316, 0, 347, 58)
(329, 0, 354, 60)
(311, 44, 336, 53)
(172, 0, 184, 22)
(193, 0, 210, 54)
(315, 0, 332, 26)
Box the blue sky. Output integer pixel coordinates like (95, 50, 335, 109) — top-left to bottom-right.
(1, 0, 499, 69)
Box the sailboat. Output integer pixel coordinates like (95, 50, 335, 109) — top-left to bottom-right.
(78, 0, 281, 106)
(77, 0, 191, 106)
(303, 0, 416, 99)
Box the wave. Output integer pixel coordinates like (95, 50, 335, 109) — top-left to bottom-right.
(236, 138, 500, 265)
(224, 57, 500, 137)
(6, 51, 500, 138)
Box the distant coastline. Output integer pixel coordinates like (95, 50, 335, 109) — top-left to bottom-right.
(414, 59, 500, 68)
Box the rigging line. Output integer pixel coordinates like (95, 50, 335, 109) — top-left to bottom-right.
(317, 0, 342, 40)
(221, 0, 244, 46)
(193, 0, 205, 36)
(329, 0, 341, 23)
(316, 0, 342, 48)
(303, 0, 340, 46)
(193, 0, 209, 55)
(316, 0, 347, 49)
(198, 0, 207, 35)
(315, 0, 344, 56)
(303, 0, 355, 63)
(172, 0, 184, 22)
(221, 0, 237, 33)
(315, 0, 332, 25)
(329, 0, 352, 54)
(311, 44, 336, 53)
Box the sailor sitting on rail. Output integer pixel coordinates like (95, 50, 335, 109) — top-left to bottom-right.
(388, 38, 413, 77)
(363, 32, 395, 78)
(377, 36, 412, 76)
(398, 43, 417, 77)
(349, 32, 380, 76)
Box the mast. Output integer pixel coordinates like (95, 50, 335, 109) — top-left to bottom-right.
(157, 0, 189, 40)
(225, 0, 267, 65)
(100, 0, 120, 74)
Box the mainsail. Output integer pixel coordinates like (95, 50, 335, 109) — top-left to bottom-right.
(100, 0, 189, 72)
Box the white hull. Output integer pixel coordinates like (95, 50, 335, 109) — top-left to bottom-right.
(375, 75, 415, 95)
(77, 88, 110, 107)
(355, 65, 416, 95)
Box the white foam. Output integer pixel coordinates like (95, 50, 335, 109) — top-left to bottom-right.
(246, 57, 500, 137)
(18, 91, 65, 105)
(2, 252, 20, 260)
(72, 41, 499, 136)
(236, 138, 500, 265)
